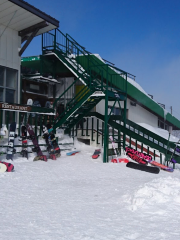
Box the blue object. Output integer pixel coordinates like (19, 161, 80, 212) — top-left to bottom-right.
(48, 128, 53, 133)
(175, 147, 180, 153)
(66, 150, 80, 156)
(170, 158, 177, 164)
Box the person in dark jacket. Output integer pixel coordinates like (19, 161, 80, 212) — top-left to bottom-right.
(44, 101, 54, 124)
(31, 99, 41, 125)
(57, 103, 64, 116)
(76, 118, 86, 129)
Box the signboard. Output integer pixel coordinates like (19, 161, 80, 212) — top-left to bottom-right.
(0, 103, 32, 112)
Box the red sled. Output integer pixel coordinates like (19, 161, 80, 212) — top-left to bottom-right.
(0, 161, 14, 172)
(111, 158, 129, 163)
(92, 149, 101, 159)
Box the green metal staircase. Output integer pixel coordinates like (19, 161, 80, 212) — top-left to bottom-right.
(42, 29, 127, 133)
(53, 84, 104, 131)
(39, 28, 180, 165)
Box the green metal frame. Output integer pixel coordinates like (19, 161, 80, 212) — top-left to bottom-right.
(19, 28, 180, 166)
(41, 29, 128, 162)
(71, 114, 176, 163)
(84, 112, 180, 164)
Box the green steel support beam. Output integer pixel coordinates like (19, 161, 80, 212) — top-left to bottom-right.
(103, 65, 109, 163)
(123, 73, 127, 149)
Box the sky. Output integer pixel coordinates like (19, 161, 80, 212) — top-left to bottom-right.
(23, 0, 180, 120)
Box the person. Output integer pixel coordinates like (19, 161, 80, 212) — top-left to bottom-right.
(45, 101, 51, 108)
(31, 98, 41, 125)
(76, 118, 86, 129)
(45, 101, 53, 109)
(46, 123, 61, 157)
(50, 101, 53, 109)
(57, 103, 64, 116)
(44, 100, 54, 124)
(55, 102, 64, 121)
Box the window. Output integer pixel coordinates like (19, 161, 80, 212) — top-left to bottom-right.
(158, 119, 169, 131)
(0, 67, 4, 86)
(0, 66, 18, 124)
(6, 89, 15, 103)
(30, 84, 40, 91)
(0, 66, 17, 104)
(108, 106, 128, 119)
(48, 84, 54, 98)
(108, 106, 121, 115)
(26, 82, 47, 95)
(6, 68, 17, 88)
(0, 88, 3, 101)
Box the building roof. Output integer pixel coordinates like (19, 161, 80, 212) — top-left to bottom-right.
(0, 0, 59, 36)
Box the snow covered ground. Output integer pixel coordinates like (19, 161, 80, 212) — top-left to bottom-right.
(0, 136, 180, 240)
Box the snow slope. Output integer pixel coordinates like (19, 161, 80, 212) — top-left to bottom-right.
(0, 137, 180, 240)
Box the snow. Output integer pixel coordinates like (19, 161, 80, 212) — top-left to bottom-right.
(127, 76, 149, 96)
(137, 122, 180, 142)
(0, 125, 7, 136)
(0, 136, 180, 240)
(93, 54, 106, 64)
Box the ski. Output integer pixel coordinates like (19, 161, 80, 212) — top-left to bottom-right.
(26, 124, 47, 162)
(148, 160, 174, 172)
(20, 99, 33, 159)
(125, 147, 148, 165)
(20, 125, 28, 158)
(66, 150, 80, 156)
(125, 147, 174, 172)
(6, 122, 16, 160)
(126, 162, 160, 174)
(166, 141, 180, 166)
(109, 136, 118, 157)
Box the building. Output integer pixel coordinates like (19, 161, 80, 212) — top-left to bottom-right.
(1, 0, 180, 163)
(0, 0, 59, 119)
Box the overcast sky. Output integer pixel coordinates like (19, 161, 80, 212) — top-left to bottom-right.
(23, 0, 180, 120)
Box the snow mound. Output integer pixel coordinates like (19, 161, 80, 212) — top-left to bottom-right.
(123, 176, 180, 211)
